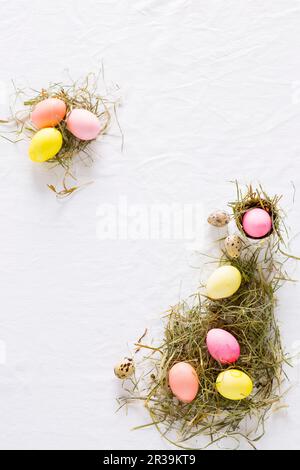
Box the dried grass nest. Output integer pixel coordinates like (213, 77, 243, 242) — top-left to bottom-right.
(1, 72, 122, 197)
(117, 184, 298, 450)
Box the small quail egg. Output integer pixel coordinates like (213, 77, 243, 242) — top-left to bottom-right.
(207, 211, 230, 227)
(114, 357, 135, 379)
(224, 234, 242, 258)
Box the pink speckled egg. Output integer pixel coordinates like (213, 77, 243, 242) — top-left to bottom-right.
(168, 362, 199, 403)
(31, 98, 66, 129)
(242, 208, 272, 238)
(206, 328, 240, 364)
(66, 109, 102, 141)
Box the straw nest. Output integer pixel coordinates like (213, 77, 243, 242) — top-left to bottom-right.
(1, 72, 121, 197)
(118, 184, 296, 450)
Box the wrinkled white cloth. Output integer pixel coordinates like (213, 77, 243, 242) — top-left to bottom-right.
(0, 0, 300, 450)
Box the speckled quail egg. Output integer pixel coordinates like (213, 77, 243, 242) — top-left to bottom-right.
(114, 357, 135, 379)
(207, 211, 230, 227)
(224, 234, 242, 258)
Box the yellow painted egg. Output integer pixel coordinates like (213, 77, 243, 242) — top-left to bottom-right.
(216, 369, 253, 400)
(29, 128, 63, 162)
(206, 265, 242, 300)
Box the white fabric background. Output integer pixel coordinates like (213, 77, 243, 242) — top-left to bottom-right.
(1, 0, 300, 450)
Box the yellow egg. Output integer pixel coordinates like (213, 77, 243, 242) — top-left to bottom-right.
(29, 128, 63, 162)
(206, 265, 242, 300)
(216, 369, 253, 400)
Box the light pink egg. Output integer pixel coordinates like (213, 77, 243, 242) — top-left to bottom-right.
(66, 109, 102, 141)
(206, 328, 240, 364)
(168, 362, 199, 403)
(31, 98, 66, 129)
(242, 208, 272, 238)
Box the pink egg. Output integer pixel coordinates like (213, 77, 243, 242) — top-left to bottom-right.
(31, 98, 66, 129)
(66, 109, 102, 141)
(168, 362, 199, 403)
(242, 208, 272, 238)
(206, 328, 240, 364)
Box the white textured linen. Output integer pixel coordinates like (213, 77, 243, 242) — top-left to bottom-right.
(0, 0, 300, 450)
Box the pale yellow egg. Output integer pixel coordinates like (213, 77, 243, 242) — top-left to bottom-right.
(206, 265, 242, 300)
(216, 369, 253, 400)
(29, 128, 63, 162)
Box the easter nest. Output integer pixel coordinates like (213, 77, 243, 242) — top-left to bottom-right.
(229, 183, 285, 245)
(0, 71, 122, 197)
(117, 184, 297, 450)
